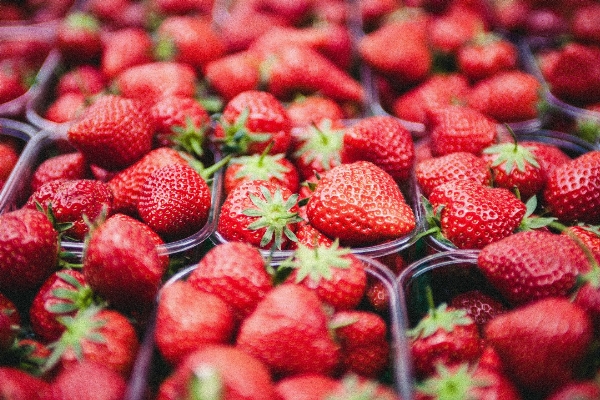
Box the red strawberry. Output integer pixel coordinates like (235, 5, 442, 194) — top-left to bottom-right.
(252, 0, 313, 24)
(275, 374, 340, 400)
(427, 4, 484, 54)
(408, 303, 481, 379)
(416, 152, 492, 197)
(484, 297, 593, 395)
(427, 105, 498, 157)
(25, 179, 114, 241)
(100, 27, 153, 79)
(0, 141, 19, 183)
(391, 73, 470, 124)
(306, 161, 416, 246)
(155, 15, 226, 72)
(286, 95, 346, 128)
(543, 150, 600, 224)
(214, 90, 293, 155)
(66, 94, 155, 171)
(29, 270, 94, 343)
(327, 375, 401, 400)
(288, 219, 335, 249)
(154, 280, 234, 366)
(151, 0, 214, 15)
(187, 242, 273, 321)
(157, 345, 277, 400)
(0, 66, 27, 104)
(83, 213, 169, 314)
(45, 92, 88, 124)
(572, 3, 600, 45)
(427, 179, 527, 249)
(341, 116, 415, 182)
(0, 367, 49, 400)
(56, 65, 106, 98)
(43, 306, 139, 378)
(457, 33, 518, 81)
(0, 208, 59, 295)
(547, 380, 600, 400)
(216, 180, 303, 250)
(477, 230, 588, 305)
(204, 51, 262, 102)
(467, 70, 541, 122)
(30, 152, 90, 193)
(237, 283, 341, 377)
(56, 12, 102, 64)
(137, 163, 212, 240)
(449, 290, 506, 331)
(224, 152, 300, 195)
(330, 310, 390, 378)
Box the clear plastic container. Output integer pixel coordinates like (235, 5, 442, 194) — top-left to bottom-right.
(0, 117, 37, 195)
(125, 253, 414, 400)
(0, 129, 222, 263)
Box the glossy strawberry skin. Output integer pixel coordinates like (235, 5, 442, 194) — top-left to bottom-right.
(449, 290, 506, 331)
(204, 51, 261, 102)
(306, 161, 416, 247)
(457, 37, 518, 81)
(100, 27, 153, 79)
(286, 95, 346, 127)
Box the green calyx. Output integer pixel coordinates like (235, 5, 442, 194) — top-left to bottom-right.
(576, 117, 600, 144)
(416, 363, 492, 400)
(217, 108, 272, 155)
(279, 240, 352, 285)
(154, 34, 177, 62)
(517, 196, 556, 231)
(65, 12, 100, 32)
(326, 374, 391, 400)
(482, 141, 540, 174)
(231, 152, 290, 182)
(242, 186, 303, 250)
(45, 272, 97, 314)
(187, 365, 224, 400)
(292, 119, 344, 168)
(415, 196, 457, 249)
(169, 116, 207, 158)
(406, 303, 472, 340)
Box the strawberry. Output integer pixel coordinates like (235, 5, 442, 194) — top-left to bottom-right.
(30, 152, 90, 193)
(0, 367, 49, 399)
(426, 105, 497, 157)
(108, 147, 190, 216)
(137, 163, 212, 240)
(44, 360, 127, 400)
(281, 241, 367, 310)
(83, 213, 169, 315)
(306, 161, 416, 246)
(25, 179, 114, 241)
(457, 33, 518, 81)
(216, 180, 303, 250)
(224, 152, 300, 195)
(43, 306, 139, 378)
(100, 27, 153, 79)
(0, 141, 19, 183)
(477, 230, 589, 305)
(341, 116, 415, 182)
(330, 310, 390, 378)
(426, 179, 526, 249)
(66, 94, 155, 171)
(327, 375, 401, 400)
(213, 90, 293, 156)
(151, 0, 214, 15)
(157, 345, 277, 400)
(449, 290, 506, 332)
(204, 51, 262, 102)
(572, 3, 600, 45)
(427, 4, 484, 54)
(0, 66, 27, 104)
(288, 219, 335, 249)
(55, 12, 102, 65)
(466, 70, 541, 123)
(543, 151, 600, 224)
(286, 95, 346, 127)
(29, 270, 95, 343)
(155, 15, 226, 72)
(252, 0, 313, 25)
(56, 65, 106, 98)
(415, 363, 521, 400)
(391, 73, 470, 124)
(154, 280, 234, 366)
(408, 303, 481, 379)
(0, 208, 59, 296)
(484, 297, 593, 395)
(547, 380, 600, 400)
(187, 242, 273, 321)
(236, 283, 341, 377)
(275, 374, 340, 400)
(45, 92, 88, 124)
(415, 152, 492, 197)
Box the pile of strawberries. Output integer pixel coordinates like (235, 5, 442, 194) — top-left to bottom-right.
(0, 0, 599, 399)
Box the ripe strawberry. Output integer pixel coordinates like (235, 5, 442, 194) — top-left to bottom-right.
(83, 213, 169, 314)
(416, 152, 492, 197)
(275, 374, 340, 400)
(43, 306, 139, 378)
(224, 152, 300, 195)
(157, 345, 277, 400)
(330, 310, 390, 378)
(0, 208, 59, 296)
(457, 33, 518, 81)
(484, 297, 593, 395)
(252, 0, 313, 24)
(187, 242, 273, 321)
(56, 65, 106, 98)
(467, 70, 541, 123)
(137, 163, 212, 240)
(306, 161, 416, 246)
(44, 360, 127, 400)
(427, 105, 498, 157)
(415, 363, 521, 400)
(327, 375, 401, 400)
(572, 3, 600, 45)
(546, 380, 600, 400)
(151, 0, 214, 15)
(426, 179, 526, 249)
(391, 73, 470, 124)
(0, 367, 50, 399)
(30, 152, 90, 193)
(449, 290, 506, 331)
(427, 4, 484, 54)
(45, 92, 88, 124)
(29, 270, 94, 343)
(281, 241, 367, 311)
(155, 15, 226, 72)
(341, 116, 415, 182)
(214, 90, 293, 155)
(288, 219, 335, 249)
(237, 283, 341, 377)
(25, 179, 114, 241)
(56, 12, 102, 64)
(543, 150, 600, 224)
(204, 51, 262, 102)
(0, 141, 19, 183)
(100, 27, 153, 79)
(407, 303, 481, 379)
(477, 230, 589, 305)
(66, 94, 155, 171)
(216, 180, 302, 250)
(0, 67, 27, 104)
(286, 95, 346, 127)
(155, 280, 234, 366)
